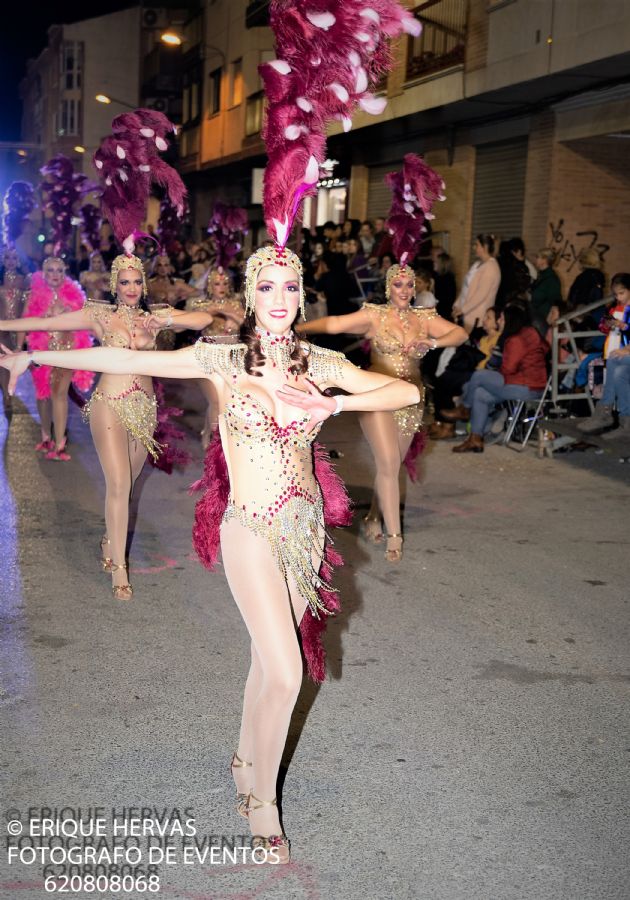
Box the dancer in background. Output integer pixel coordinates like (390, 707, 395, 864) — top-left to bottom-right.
(20, 257, 94, 458)
(299, 155, 467, 561)
(79, 251, 110, 301)
(0, 247, 29, 412)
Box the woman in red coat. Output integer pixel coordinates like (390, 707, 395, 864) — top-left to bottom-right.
(445, 302, 548, 452)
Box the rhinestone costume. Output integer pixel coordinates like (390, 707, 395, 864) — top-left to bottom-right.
(363, 302, 438, 435)
(0, 272, 27, 349)
(81, 300, 160, 459)
(194, 335, 347, 617)
(186, 295, 244, 337)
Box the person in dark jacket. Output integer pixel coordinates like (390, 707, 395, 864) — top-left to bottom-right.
(530, 248, 562, 331)
(433, 252, 457, 321)
(496, 239, 532, 312)
(567, 248, 605, 311)
(444, 302, 549, 453)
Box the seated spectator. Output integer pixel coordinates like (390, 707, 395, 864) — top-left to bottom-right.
(413, 268, 438, 308)
(429, 307, 500, 440)
(443, 302, 549, 453)
(433, 252, 457, 321)
(578, 273, 630, 438)
(531, 248, 562, 332)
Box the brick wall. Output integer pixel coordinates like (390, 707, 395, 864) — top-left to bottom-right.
(424, 145, 476, 288)
(522, 110, 555, 262)
(547, 137, 630, 295)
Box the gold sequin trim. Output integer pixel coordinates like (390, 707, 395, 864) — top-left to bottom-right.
(83, 384, 160, 459)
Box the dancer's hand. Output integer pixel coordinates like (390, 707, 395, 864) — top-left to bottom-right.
(276, 381, 336, 433)
(0, 344, 30, 394)
(403, 337, 432, 356)
(142, 314, 170, 335)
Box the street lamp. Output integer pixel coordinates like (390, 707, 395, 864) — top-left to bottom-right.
(160, 31, 226, 65)
(95, 94, 136, 110)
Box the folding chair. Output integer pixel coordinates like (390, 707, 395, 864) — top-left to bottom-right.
(501, 376, 552, 450)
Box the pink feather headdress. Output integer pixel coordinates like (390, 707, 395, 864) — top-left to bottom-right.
(207, 202, 249, 270)
(93, 109, 187, 255)
(260, 0, 421, 248)
(384, 153, 446, 266)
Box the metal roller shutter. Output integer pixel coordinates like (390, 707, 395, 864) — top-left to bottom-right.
(367, 163, 400, 219)
(471, 138, 528, 245)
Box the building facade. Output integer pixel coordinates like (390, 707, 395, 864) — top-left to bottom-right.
(176, 0, 630, 292)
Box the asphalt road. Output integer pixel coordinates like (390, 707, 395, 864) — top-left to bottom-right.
(0, 378, 628, 900)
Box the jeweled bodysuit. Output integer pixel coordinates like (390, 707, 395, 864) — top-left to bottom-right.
(82, 300, 160, 458)
(0, 271, 27, 349)
(194, 337, 346, 617)
(187, 295, 243, 337)
(363, 302, 437, 435)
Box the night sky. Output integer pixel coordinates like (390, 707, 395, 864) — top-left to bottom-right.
(0, 0, 135, 141)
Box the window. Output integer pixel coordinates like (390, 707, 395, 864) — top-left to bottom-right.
(58, 98, 80, 136)
(208, 67, 222, 116)
(61, 41, 82, 91)
(245, 91, 264, 136)
(229, 58, 243, 107)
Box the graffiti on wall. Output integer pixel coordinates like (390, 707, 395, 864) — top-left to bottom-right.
(548, 219, 610, 273)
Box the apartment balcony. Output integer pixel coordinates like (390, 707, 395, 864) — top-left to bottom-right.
(406, 0, 466, 82)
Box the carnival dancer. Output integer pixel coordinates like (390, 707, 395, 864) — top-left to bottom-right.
(19, 257, 94, 458)
(0, 0, 431, 863)
(79, 251, 110, 301)
(1, 181, 35, 413)
(299, 156, 467, 561)
(186, 203, 248, 445)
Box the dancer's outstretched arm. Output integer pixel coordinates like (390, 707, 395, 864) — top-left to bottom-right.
(0, 344, 201, 394)
(144, 307, 242, 334)
(417, 316, 468, 352)
(0, 309, 94, 334)
(296, 308, 371, 336)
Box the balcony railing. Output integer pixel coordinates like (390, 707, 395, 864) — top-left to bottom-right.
(406, 0, 466, 81)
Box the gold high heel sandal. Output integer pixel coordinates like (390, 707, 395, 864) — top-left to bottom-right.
(230, 751, 253, 819)
(245, 793, 290, 864)
(384, 533, 403, 563)
(100, 536, 113, 573)
(110, 563, 133, 600)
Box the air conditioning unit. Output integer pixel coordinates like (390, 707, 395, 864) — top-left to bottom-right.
(145, 97, 169, 113)
(142, 8, 168, 29)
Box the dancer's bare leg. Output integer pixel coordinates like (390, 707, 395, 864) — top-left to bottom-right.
(36, 398, 52, 443)
(221, 518, 315, 839)
(50, 367, 73, 450)
(90, 401, 146, 591)
(359, 411, 412, 538)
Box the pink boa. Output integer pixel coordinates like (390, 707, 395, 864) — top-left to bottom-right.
(148, 381, 193, 474)
(24, 273, 94, 399)
(189, 433, 352, 683)
(403, 429, 428, 482)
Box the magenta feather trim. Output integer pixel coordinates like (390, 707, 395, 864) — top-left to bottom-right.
(40, 155, 93, 254)
(261, 0, 417, 246)
(79, 202, 103, 252)
(403, 428, 427, 482)
(93, 109, 186, 253)
(385, 153, 446, 265)
(207, 203, 249, 270)
(148, 381, 193, 474)
(2, 181, 36, 246)
(189, 433, 352, 682)
(23, 273, 94, 398)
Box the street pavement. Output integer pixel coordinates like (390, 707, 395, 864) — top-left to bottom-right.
(0, 377, 628, 900)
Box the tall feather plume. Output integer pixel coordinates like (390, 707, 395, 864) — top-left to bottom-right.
(385, 153, 446, 266)
(93, 109, 187, 255)
(260, 0, 421, 247)
(2, 181, 36, 246)
(207, 202, 249, 270)
(78, 200, 103, 252)
(40, 155, 92, 253)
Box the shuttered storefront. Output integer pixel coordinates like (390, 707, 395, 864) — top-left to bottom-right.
(471, 138, 528, 243)
(367, 163, 400, 219)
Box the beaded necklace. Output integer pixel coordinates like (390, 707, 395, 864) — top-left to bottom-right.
(256, 326, 296, 373)
(115, 302, 145, 334)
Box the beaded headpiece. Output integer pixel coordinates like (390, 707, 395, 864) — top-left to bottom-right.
(110, 254, 147, 297)
(42, 256, 66, 271)
(244, 245, 305, 317)
(385, 263, 415, 301)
